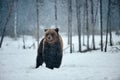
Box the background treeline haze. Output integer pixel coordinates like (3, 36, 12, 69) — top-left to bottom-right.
(0, 0, 120, 37)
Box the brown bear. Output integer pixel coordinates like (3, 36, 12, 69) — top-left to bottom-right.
(36, 28, 63, 69)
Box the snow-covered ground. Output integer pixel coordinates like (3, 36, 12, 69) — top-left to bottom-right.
(0, 33, 120, 80)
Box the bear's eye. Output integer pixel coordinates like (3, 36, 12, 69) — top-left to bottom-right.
(46, 33, 49, 36)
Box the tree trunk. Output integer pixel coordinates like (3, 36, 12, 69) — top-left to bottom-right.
(109, 22, 113, 46)
(90, 0, 95, 50)
(54, 0, 57, 28)
(36, 0, 40, 48)
(68, 0, 72, 53)
(0, 0, 14, 48)
(14, 0, 17, 40)
(85, 0, 89, 50)
(105, 24, 109, 52)
(109, 0, 113, 46)
(100, 0, 103, 51)
(83, 0, 86, 46)
(105, 0, 110, 52)
(76, 0, 81, 52)
(68, 0, 70, 45)
(23, 34, 26, 49)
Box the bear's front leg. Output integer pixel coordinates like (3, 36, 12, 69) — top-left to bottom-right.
(36, 54, 43, 68)
(54, 44, 62, 68)
(36, 39, 44, 68)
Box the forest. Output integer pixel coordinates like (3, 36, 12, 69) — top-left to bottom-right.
(0, 0, 120, 80)
(0, 0, 120, 52)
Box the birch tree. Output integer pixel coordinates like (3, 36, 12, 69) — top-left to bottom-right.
(100, 0, 103, 51)
(36, 0, 40, 48)
(68, 0, 72, 53)
(76, 0, 81, 52)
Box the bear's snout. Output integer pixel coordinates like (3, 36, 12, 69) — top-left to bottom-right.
(47, 35, 53, 41)
(47, 36, 51, 40)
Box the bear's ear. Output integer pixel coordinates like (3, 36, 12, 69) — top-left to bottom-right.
(44, 29, 48, 32)
(55, 28, 59, 33)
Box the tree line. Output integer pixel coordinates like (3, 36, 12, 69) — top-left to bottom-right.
(68, 0, 120, 53)
(0, 0, 120, 52)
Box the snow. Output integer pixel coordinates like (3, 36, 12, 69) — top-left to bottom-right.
(0, 33, 120, 80)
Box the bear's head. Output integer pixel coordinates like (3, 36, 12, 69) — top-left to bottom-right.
(44, 28, 59, 44)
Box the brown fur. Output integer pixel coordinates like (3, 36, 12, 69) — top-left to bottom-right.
(36, 28, 63, 69)
(43, 28, 63, 54)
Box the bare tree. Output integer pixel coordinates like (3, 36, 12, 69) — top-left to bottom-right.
(83, 0, 86, 46)
(54, 0, 57, 28)
(67, 0, 70, 45)
(105, 0, 111, 52)
(100, 0, 103, 51)
(109, 0, 113, 46)
(85, 0, 90, 50)
(0, 0, 14, 48)
(90, 0, 96, 50)
(68, 0, 72, 53)
(36, 0, 40, 48)
(105, 21, 109, 52)
(14, 0, 18, 40)
(76, 0, 81, 52)
(92, 0, 100, 50)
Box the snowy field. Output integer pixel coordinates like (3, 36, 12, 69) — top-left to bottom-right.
(0, 33, 120, 80)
